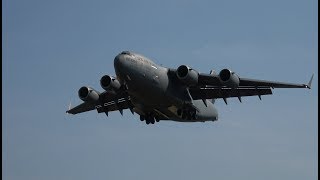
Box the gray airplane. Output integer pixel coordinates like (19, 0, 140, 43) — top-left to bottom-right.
(67, 51, 313, 124)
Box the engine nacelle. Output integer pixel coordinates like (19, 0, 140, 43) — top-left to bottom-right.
(176, 65, 199, 86)
(100, 75, 121, 91)
(78, 86, 100, 102)
(219, 69, 240, 88)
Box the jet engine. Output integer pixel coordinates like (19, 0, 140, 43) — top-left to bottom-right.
(219, 69, 240, 88)
(100, 75, 121, 91)
(176, 65, 199, 86)
(78, 86, 100, 102)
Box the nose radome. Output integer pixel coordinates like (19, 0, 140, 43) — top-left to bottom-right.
(114, 54, 126, 70)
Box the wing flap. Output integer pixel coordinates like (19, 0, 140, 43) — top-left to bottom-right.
(190, 87, 272, 100)
(96, 97, 131, 113)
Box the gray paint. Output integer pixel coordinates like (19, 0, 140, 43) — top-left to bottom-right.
(114, 51, 218, 122)
(67, 51, 312, 124)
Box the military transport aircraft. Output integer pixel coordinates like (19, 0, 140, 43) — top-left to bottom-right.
(66, 51, 313, 125)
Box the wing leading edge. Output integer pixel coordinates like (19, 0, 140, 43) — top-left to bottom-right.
(198, 73, 314, 89)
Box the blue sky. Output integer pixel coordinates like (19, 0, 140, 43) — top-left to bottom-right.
(2, 0, 318, 179)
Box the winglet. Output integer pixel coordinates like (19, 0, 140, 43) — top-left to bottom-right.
(66, 101, 72, 114)
(306, 74, 314, 89)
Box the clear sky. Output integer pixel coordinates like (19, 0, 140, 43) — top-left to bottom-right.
(2, 0, 318, 179)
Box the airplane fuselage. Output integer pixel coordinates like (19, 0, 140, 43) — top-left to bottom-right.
(67, 50, 312, 124)
(114, 51, 218, 122)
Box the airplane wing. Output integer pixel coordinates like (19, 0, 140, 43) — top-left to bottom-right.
(66, 91, 132, 115)
(66, 101, 95, 114)
(189, 72, 313, 101)
(198, 73, 313, 89)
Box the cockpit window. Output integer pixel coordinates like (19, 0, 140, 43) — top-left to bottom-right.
(120, 51, 131, 55)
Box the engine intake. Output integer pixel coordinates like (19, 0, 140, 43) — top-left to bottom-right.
(78, 86, 100, 102)
(176, 65, 199, 86)
(100, 75, 121, 91)
(219, 69, 240, 88)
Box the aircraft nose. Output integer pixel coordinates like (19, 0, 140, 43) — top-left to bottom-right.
(114, 54, 126, 70)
